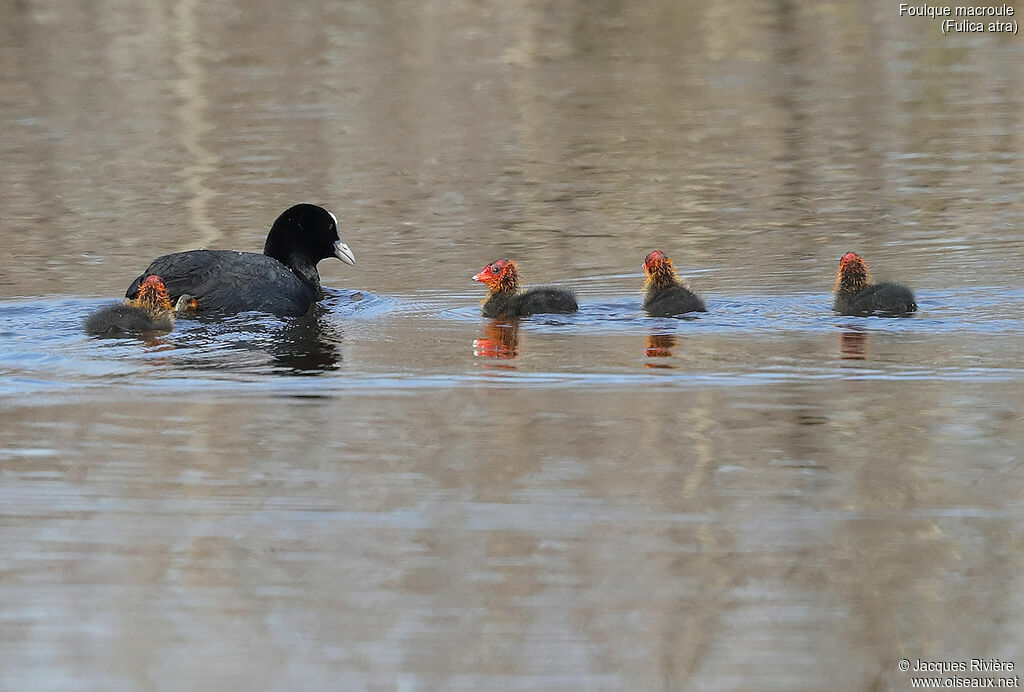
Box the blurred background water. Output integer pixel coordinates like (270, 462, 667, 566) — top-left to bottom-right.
(1, 0, 1023, 689)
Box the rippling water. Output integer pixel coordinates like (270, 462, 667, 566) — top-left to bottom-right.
(2, 0, 1023, 689)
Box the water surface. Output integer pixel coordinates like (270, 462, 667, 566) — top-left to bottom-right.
(1, 0, 1023, 689)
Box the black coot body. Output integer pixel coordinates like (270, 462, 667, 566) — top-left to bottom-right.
(85, 304, 174, 335)
(643, 285, 706, 317)
(833, 282, 917, 316)
(482, 288, 578, 318)
(124, 204, 355, 317)
(127, 250, 317, 317)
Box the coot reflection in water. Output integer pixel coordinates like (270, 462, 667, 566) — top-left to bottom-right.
(267, 308, 343, 374)
(644, 331, 678, 368)
(176, 306, 343, 376)
(839, 330, 868, 360)
(473, 319, 521, 362)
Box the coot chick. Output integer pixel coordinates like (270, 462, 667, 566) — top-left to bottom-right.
(642, 250, 706, 316)
(832, 252, 917, 316)
(85, 275, 195, 335)
(472, 258, 578, 318)
(125, 204, 356, 317)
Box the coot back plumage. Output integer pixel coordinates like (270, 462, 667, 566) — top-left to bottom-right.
(125, 204, 355, 317)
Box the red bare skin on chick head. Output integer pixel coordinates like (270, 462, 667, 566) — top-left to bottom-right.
(133, 275, 173, 313)
(643, 250, 679, 292)
(473, 258, 521, 297)
(834, 252, 870, 293)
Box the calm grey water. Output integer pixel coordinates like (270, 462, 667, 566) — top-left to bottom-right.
(1, 0, 1023, 689)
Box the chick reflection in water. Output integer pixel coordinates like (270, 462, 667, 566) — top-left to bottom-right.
(839, 330, 868, 360)
(644, 331, 678, 369)
(473, 319, 520, 364)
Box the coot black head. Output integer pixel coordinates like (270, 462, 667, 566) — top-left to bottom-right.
(263, 204, 356, 269)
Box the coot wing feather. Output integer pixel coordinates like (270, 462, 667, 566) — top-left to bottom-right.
(513, 287, 578, 316)
(126, 250, 314, 316)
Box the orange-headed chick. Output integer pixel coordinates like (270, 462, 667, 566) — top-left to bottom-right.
(85, 275, 193, 335)
(132, 274, 173, 313)
(642, 251, 706, 317)
(472, 258, 578, 318)
(832, 252, 916, 316)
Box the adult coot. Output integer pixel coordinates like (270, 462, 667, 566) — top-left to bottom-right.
(642, 250, 706, 316)
(472, 258, 578, 318)
(832, 252, 917, 316)
(124, 204, 356, 317)
(86, 275, 196, 335)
